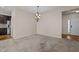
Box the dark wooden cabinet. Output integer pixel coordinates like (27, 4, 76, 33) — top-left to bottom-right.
(0, 15, 11, 24)
(0, 28, 7, 35)
(0, 15, 11, 35)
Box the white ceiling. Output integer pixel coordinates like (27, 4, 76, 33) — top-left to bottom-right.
(0, 6, 79, 15)
(0, 6, 57, 13)
(17, 6, 56, 13)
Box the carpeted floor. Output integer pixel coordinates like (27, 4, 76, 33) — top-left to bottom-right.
(0, 34, 79, 52)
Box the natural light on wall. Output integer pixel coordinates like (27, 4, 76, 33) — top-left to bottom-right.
(68, 19, 71, 34)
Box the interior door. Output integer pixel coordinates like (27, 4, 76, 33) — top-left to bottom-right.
(70, 14, 79, 36)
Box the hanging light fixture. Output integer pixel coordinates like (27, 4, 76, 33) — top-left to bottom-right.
(35, 6, 40, 22)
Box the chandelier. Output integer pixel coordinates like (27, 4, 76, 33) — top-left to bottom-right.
(35, 6, 40, 22)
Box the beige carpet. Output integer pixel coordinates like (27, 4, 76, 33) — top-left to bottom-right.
(0, 34, 79, 52)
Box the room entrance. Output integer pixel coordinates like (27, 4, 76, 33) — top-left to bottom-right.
(0, 15, 11, 40)
(62, 8, 79, 41)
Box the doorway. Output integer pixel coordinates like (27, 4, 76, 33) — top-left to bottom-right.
(62, 9, 79, 41)
(0, 15, 11, 40)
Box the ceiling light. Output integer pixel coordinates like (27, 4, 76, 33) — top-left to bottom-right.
(35, 6, 40, 22)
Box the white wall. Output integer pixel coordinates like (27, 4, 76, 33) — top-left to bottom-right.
(11, 6, 79, 39)
(62, 14, 70, 34)
(11, 8, 36, 39)
(37, 8, 62, 38)
(37, 7, 79, 38)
